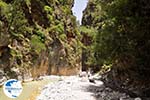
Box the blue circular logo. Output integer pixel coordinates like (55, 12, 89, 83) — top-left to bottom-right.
(3, 79, 23, 98)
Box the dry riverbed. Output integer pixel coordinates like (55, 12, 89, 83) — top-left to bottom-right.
(37, 76, 140, 100)
(0, 75, 142, 100)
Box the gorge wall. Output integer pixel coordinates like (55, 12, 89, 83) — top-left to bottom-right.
(82, 0, 150, 97)
(0, 0, 82, 80)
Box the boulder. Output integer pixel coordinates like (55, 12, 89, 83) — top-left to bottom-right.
(79, 71, 87, 77)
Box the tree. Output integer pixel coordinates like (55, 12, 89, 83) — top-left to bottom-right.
(83, 0, 150, 79)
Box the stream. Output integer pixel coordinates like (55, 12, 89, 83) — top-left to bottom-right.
(0, 76, 60, 100)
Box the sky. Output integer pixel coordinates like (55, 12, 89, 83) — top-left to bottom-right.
(72, 0, 89, 25)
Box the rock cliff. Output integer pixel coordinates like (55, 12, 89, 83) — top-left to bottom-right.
(0, 0, 82, 80)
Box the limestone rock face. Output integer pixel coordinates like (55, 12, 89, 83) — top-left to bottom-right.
(0, 0, 82, 78)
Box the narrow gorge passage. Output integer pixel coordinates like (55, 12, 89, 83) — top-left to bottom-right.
(72, 0, 88, 25)
(1, 0, 150, 100)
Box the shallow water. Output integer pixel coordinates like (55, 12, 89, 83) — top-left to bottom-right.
(0, 79, 51, 100)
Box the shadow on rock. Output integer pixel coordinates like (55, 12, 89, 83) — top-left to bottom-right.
(84, 82, 134, 100)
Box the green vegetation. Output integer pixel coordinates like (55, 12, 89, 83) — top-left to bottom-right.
(31, 35, 46, 54)
(0, 0, 82, 78)
(82, 0, 150, 84)
(1, 0, 150, 95)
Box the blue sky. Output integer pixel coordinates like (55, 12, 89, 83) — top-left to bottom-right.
(72, 0, 89, 24)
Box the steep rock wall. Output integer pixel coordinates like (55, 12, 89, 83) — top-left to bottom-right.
(0, 0, 82, 79)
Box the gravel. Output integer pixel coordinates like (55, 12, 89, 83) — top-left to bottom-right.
(36, 76, 141, 100)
